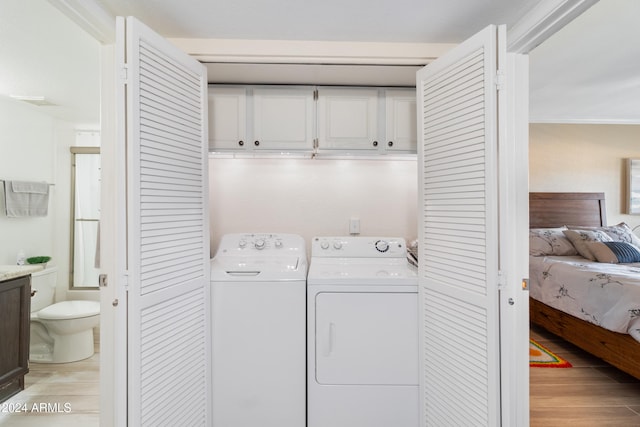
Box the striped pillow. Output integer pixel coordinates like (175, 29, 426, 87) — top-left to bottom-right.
(587, 241, 640, 264)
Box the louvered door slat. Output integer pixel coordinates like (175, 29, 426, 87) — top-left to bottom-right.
(141, 127, 202, 152)
(120, 17, 210, 426)
(417, 25, 501, 426)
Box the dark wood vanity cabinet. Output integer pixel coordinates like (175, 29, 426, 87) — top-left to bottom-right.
(0, 275, 31, 402)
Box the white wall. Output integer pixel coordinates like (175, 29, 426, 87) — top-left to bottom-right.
(0, 97, 58, 266)
(1, 0, 102, 302)
(0, 96, 100, 302)
(209, 157, 418, 256)
(529, 123, 640, 229)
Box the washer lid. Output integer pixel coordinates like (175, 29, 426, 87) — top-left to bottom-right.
(37, 300, 100, 320)
(210, 256, 307, 281)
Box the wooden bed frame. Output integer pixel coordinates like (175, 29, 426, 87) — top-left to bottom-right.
(529, 192, 640, 379)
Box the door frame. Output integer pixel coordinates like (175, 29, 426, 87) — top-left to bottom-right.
(83, 2, 597, 426)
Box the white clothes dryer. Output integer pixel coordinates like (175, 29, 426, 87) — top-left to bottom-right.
(210, 233, 307, 427)
(307, 236, 419, 427)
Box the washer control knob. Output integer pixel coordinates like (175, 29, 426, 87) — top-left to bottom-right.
(375, 240, 389, 253)
(254, 239, 266, 250)
(238, 239, 247, 248)
(333, 241, 343, 250)
(320, 241, 330, 250)
(275, 240, 283, 248)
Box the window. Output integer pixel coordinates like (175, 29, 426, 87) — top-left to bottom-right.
(70, 147, 100, 289)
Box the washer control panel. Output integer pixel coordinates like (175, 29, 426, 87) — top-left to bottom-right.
(217, 233, 305, 254)
(312, 236, 407, 258)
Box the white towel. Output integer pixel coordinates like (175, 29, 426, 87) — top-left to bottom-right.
(3, 180, 50, 217)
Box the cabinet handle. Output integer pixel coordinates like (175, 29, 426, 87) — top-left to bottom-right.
(372, 141, 378, 147)
(388, 141, 394, 147)
(238, 140, 244, 146)
(254, 140, 260, 146)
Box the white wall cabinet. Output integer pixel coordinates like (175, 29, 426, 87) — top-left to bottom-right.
(208, 86, 247, 150)
(208, 85, 416, 156)
(316, 87, 416, 153)
(208, 85, 315, 152)
(253, 87, 315, 151)
(385, 89, 417, 152)
(316, 87, 379, 151)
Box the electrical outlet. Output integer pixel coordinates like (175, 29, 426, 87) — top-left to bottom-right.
(349, 218, 360, 235)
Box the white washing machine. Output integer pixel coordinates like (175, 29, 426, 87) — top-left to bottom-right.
(307, 236, 419, 427)
(210, 233, 307, 427)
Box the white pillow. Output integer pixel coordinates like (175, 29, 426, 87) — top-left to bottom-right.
(529, 228, 577, 256)
(562, 229, 613, 261)
(567, 222, 640, 249)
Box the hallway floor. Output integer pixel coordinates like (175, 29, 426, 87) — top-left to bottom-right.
(3, 327, 640, 426)
(0, 344, 99, 427)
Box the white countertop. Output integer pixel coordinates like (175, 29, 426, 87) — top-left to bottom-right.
(0, 264, 45, 282)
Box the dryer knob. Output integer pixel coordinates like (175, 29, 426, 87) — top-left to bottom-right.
(320, 241, 330, 250)
(375, 240, 389, 253)
(333, 241, 343, 250)
(238, 239, 247, 248)
(254, 239, 266, 250)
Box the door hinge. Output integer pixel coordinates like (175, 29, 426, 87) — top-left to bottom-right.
(119, 65, 129, 84)
(497, 270, 506, 290)
(122, 272, 130, 291)
(99, 274, 108, 287)
(313, 89, 318, 101)
(495, 69, 505, 91)
(313, 138, 319, 149)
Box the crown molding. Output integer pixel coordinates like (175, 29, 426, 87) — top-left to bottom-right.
(47, 0, 116, 43)
(507, 0, 598, 54)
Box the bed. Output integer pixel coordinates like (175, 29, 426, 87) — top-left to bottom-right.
(529, 192, 640, 379)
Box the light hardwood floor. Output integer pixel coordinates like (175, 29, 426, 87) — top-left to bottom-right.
(531, 324, 640, 426)
(2, 327, 639, 426)
(0, 344, 99, 427)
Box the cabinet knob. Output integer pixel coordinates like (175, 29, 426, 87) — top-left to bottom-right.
(372, 141, 378, 147)
(31, 289, 37, 297)
(254, 140, 260, 146)
(238, 140, 244, 146)
(388, 141, 394, 147)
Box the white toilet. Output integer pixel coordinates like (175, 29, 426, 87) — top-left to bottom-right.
(30, 266, 100, 363)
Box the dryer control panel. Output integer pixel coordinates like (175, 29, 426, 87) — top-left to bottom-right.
(312, 236, 407, 258)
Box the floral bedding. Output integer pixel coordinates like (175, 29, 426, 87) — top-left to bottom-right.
(529, 255, 640, 343)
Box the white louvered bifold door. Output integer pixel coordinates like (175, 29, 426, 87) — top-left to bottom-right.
(117, 17, 210, 426)
(416, 25, 504, 426)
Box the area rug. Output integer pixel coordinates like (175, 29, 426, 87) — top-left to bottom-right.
(530, 339, 572, 368)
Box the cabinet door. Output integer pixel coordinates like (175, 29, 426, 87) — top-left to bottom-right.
(317, 88, 379, 151)
(0, 276, 30, 403)
(208, 86, 247, 151)
(385, 89, 417, 152)
(253, 87, 314, 151)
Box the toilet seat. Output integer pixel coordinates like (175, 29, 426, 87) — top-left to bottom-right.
(37, 300, 100, 320)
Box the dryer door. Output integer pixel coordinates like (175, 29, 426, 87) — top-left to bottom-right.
(315, 292, 418, 385)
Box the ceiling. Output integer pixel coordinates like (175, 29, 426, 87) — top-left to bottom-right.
(97, 0, 537, 43)
(0, 0, 101, 126)
(529, 0, 640, 123)
(1, 0, 638, 125)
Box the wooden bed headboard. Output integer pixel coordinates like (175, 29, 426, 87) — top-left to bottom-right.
(529, 192, 607, 228)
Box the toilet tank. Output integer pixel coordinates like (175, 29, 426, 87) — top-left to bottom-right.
(30, 266, 57, 312)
